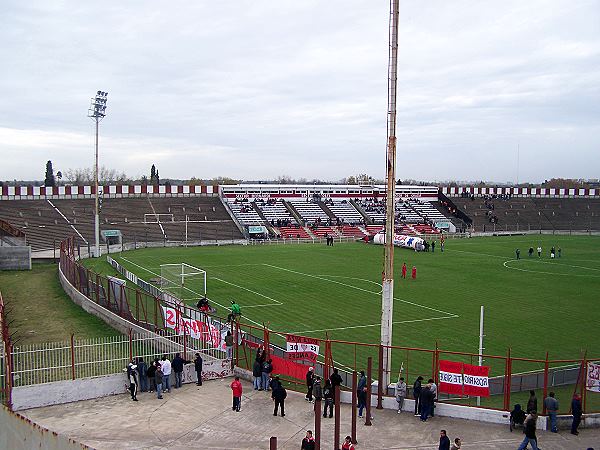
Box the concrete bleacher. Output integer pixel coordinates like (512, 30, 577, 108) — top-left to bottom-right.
(0, 196, 243, 251)
(355, 199, 386, 223)
(257, 200, 297, 225)
(327, 201, 364, 224)
(461, 198, 554, 231)
(290, 200, 329, 223)
(228, 202, 263, 225)
(278, 226, 310, 239)
(338, 225, 366, 238)
(395, 203, 422, 223)
(530, 198, 600, 230)
(406, 200, 449, 223)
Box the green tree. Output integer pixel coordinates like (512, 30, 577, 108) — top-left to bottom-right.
(44, 161, 56, 187)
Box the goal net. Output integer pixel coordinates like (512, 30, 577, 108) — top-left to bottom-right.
(160, 263, 206, 303)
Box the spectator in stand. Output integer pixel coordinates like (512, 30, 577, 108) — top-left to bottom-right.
(155, 363, 164, 399)
(301, 431, 316, 450)
(161, 355, 172, 393)
(413, 376, 423, 415)
(136, 357, 148, 392)
(230, 376, 242, 412)
(526, 390, 538, 414)
(252, 358, 262, 390)
(194, 352, 203, 386)
(571, 393, 582, 435)
(323, 379, 334, 418)
(172, 353, 189, 389)
(357, 370, 367, 418)
(401, 262, 407, 279)
(305, 367, 315, 402)
(439, 430, 450, 450)
(262, 358, 273, 391)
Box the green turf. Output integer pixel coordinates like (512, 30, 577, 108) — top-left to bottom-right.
(83, 234, 599, 405)
(0, 264, 120, 344)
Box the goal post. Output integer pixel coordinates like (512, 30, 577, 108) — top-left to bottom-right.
(160, 263, 206, 301)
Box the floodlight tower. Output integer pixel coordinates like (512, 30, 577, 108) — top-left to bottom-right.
(381, 0, 399, 387)
(88, 91, 108, 257)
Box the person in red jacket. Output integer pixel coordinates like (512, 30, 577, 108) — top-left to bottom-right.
(411, 266, 417, 280)
(341, 435, 355, 450)
(401, 262, 407, 279)
(230, 376, 243, 412)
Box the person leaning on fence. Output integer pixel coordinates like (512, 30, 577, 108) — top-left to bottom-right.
(125, 361, 138, 401)
(155, 364, 164, 399)
(136, 357, 148, 392)
(305, 367, 315, 402)
(225, 331, 234, 359)
(147, 360, 157, 393)
(357, 370, 367, 418)
(161, 355, 172, 393)
(252, 358, 262, 390)
(413, 376, 423, 415)
(571, 393, 583, 435)
(543, 391, 559, 433)
(312, 376, 322, 403)
(323, 379, 334, 418)
(526, 390, 537, 414)
(194, 352, 203, 386)
(227, 300, 241, 322)
(262, 358, 273, 391)
(172, 352, 190, 389)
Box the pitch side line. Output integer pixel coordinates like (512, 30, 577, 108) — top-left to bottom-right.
(263, 263, 459, 317)
(290, 315, 457, 335)
(119, 257, 266, 327)
(502, 259, 600, 277)
(212, 277, 283, 308)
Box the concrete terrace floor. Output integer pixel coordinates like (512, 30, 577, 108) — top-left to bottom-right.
(23, 379, 599, 450)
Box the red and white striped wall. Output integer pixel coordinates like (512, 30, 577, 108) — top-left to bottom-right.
(441, 186, 598, 198)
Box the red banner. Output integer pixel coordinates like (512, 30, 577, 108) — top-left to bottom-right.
(438, 360, 464, 395)
(438, 360, 490, 397)
(271, 354, 309, 380)
(463, 363, 490, 397)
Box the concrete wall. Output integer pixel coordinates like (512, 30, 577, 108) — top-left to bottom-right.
(12, 360, 233, 411)
(0, 246, 31, 270)
(0, 406, 92, 450)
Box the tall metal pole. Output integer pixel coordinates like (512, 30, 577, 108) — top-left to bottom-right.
(477, 305, 485, 406)
(94, 118, 100, 257)
(381, 0, 400, 388)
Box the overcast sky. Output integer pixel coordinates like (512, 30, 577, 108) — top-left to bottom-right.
(1, 0, 599, 184)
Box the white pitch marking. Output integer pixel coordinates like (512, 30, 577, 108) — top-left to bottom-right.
(263, 263, 458, 317)
(290, 315, 458, 335)
(503, 259, 600, 277)
(212, 277, 282, 307)
(119, 257, 266, 327)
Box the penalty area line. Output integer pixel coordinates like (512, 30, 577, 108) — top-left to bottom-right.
(290, 315, 458, 335)
(212, 277, 283, 308)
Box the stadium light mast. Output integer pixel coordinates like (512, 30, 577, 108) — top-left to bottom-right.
(381, 0, 399, 387)
(88, 90, 108, 257)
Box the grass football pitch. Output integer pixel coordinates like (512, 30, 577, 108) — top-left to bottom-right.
(86, 234, 599, 374)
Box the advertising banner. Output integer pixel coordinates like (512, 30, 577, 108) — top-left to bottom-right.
(438, 360, 490, 397)
(286, 334, 320, 362)
(587, 362, 600, 393)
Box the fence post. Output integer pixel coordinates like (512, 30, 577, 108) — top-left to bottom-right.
(351, 370, 357, 444)
(334, 385, 341, 449)
(377, 344, 383, 409)
(582, 351, 588, 413)
(366, 356, 372, 426)
(503, 348, 511, 411)
(314, 399, 321, 450)
(183, 320, 187, 362)
(128, 329, 133, 362)
(70, 334, 76, 380)
(269, 436, 277, 450)
(542, 351, 549, 414)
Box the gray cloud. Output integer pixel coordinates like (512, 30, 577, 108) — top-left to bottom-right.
(1, 0, 598, 183)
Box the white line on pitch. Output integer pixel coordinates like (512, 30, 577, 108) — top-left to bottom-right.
(263, 263, 458, 317)
(290, 315, 458, 335)
(119, 256, 266, 327)
(502, 259, 600, 277)
(212, 277, 282, 307)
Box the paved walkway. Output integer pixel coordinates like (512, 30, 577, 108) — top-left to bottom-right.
(23, 379, 599, 449)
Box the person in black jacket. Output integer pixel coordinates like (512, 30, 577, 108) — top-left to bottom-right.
(305, 367, 315, 402)
(413, 376, 423, 415)
(273, 383, 287, 417)
(419, 384, 434, 421)
(526, 390, 537, 414)
(194, 353, 203, 386)
(301, 430, 315, 450)
(517, 412, 539, 450)
(252, 359, 262, 390)
(330, 368, 343, 389)
(438, 430, 450, 450)
(126, 361, 138, 401)
(172, 353, 190, 389)
(571, 394, 582, 435)
(323, 379, 334, 418)
(136, 357, 148, 392)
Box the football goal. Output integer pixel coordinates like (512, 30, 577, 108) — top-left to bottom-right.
(160, 263, 206, 302)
